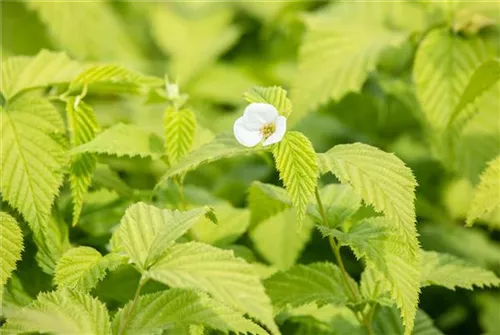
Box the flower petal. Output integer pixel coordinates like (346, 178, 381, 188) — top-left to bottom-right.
(233, 116, 262, 147)
(243, 103, 279, 126)
(263, 115, 286, 146)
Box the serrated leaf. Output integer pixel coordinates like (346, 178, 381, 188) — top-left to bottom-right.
(0, 213, 23, 291)
(55, 247, 126, 292)
(466, 156, 500, 226)
(250, 209, 313, 270)
(264, 262, 357, 311)
(414, 28, 494, 130)
(147, 241, 279, 335)
(359, 267, 392, 307)
(92, 164, 134, 198)
(0, 97, 67, 239)
(291, 2, 406, 123)
(112, 288, 268, 335)
(248, 182, 290, 226)
(164, 108, 196, 165)
(0, 49, 81, 100)
(29, 1, 143, 64)
(318, 142, 418, 252)
(420, 251, 500, 290)
(157, 132, 264, 186)
(111, 202, 214, 271)
(373, 307, 444, 335)
(66, 98, 99, 226)
(2, 288, 111, 335)
(273, 131, 318, 226)
(34, 215, 71, 275)
(72, 123, 165, 159)
(244, 86, 292, 118)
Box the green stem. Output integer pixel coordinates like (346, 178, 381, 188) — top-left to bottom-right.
(118, 277, 148, 335)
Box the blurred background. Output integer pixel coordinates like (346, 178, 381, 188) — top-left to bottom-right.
(2, 1, 499, 334)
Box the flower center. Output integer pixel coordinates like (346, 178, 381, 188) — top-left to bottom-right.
(260, 122, 275, 139)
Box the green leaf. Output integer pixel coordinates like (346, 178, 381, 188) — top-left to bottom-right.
(450, 59, 500, 125)
(250, 209, 313, 270)
(66, 98, 99, 226)
(0, 49, 81, 100)
(244, 86, 292, 118)
(28, 1, 143, 63)
(150, 3, 240, 83)
(0, 213, 23, 292)
(318, 142, 418, 251)
(0, 97, 67, 237)
(420, 251, 500, 290)
(466, 156, 500, 226)
(34, 215, 71, 275)
(55, 247, 127, 292)
(164, 108, 196, 165)
(157, 132, 264, 185)
(477, 293, 500, 335)
(2, 288, 111, 335)
(273, 131, 318, 226)
(373, 307, 444, 335)
(92, 163, 134, 198)
(321, 217, 420, 335)
(414, 28, 494, 130)
(69, 64, 163, 95)
(291, 2, 406, 123)
(72, 123, 165, 159)
(111, 203, 214, 271)
(248, 181, 290, 226)
(264, 262, 357, 311)
(112, 288, 268, 335)
(147, 242, 279, 335)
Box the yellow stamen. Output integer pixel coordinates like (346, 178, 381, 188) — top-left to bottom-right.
(260, 123, 276, 139)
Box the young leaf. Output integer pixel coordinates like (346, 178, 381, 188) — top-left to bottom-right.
(414, 28, 494, 130)
(147, 241, 279, 335)
(250, 209, 313, 270)
(244, 86, 292, 118)
(318, 142, 418, 252)
(164, 108, 196, 165)
(72, 123, 165, 159)
(466, 156, 500, 226)
(0, 213, 24, 290)
(248, 181, 290, 226)
(420, 251, 500, 290)
(0, 97, 67, 236)
(0, 49, 81, 100)
(55, 247, 127, 292)
(264, 262, 358, 311)
(2, 288, 111, 335)
(111, 202, 214, 270)
(273, 131, 318, 226)
(112, 289, 268, 335)
(291, 2, 406, 123)
(66, 98, 99, 226)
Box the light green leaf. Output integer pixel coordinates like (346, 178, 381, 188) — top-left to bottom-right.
(477, 293, 500, 335)
(291, 2, 406, 123)
(0, 213, 23, 292)
(420, 251, 500, 290)
(92, 164, 134, 198)
(150, 3, 240, 83)
(147, 242, 279, 335)
(359, 266, 392, 307)
(264, 262, 357, 311)
(2, 288, 111, 335)
(0, 97, 67, 237)
(112, 288, 268, 335)
(157, 132, 264, 185)
(112, 202, 214, 271)
(318, 142, 418, 251)
(29, 1, 143, 64)
(373, 307, 444, 335)
(248, 181, 290, 226)
(273, 131, 318, 226)
(414, 28, 494, 130)
(66, 98, 99, 226)
(72, 123, 165, 159)
(0, 49, 81, 100)
(244, 86, 292, 118)
(466, 156, 500, 226)
(190, 204, 249, 246)
(34, 215, 71, 275)
(69, 64, 163, 95)
(250, 209, 313, 270)
(164, 108, 196, 165)
(55, 247, 127, 292)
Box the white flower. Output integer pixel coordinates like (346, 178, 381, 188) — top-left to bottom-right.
(233, 103, 287, 147)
